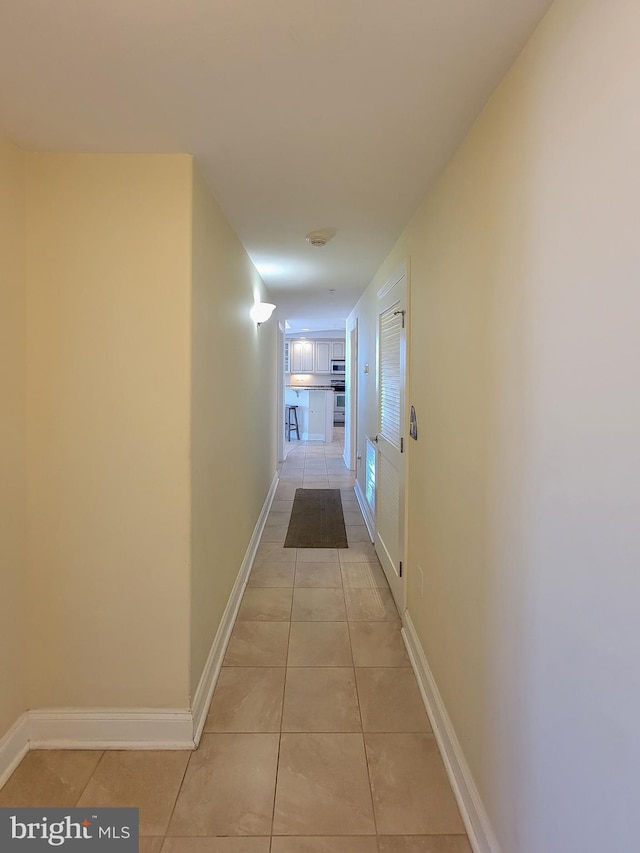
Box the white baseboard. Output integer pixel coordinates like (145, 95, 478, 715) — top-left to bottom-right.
(0, 713, 30, 789)
(28, 709, 194, 750)
(191, 469, 280, 746)
(354, 479, 375, 542)
(402, 611, 502, 853)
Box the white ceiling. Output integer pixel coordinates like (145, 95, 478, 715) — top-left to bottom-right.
(0, 0, 553, 325)
(285, 318, 348, 335)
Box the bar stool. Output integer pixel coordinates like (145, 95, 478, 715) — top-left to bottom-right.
(285, 405, 300, 441)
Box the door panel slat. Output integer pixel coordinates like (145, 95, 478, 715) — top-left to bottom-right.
(379, 307, 402, 449)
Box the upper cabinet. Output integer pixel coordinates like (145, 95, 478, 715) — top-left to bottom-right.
(287, 337, 345, 374)
(331, 340, 345, 360)
(315, 341, 331, 373)
(290, 339, 315, 373)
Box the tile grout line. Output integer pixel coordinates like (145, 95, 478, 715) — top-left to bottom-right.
(271, 474, 297, 848)
(161, 747, 192, 843)
(347, 608, 380, 842)
(268, 666, 286, 844)
(73, 749, 106, 808)
(261, 491, 291, 851)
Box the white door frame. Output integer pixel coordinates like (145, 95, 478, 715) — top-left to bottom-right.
(277, 321, 285, 463)
(345, 317, 358, 471)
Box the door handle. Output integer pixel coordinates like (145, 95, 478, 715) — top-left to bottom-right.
(374, 435, 379, 443)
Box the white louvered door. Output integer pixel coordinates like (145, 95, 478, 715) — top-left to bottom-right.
(376, 266, 407, 611)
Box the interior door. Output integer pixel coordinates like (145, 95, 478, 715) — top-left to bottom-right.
(375, 265, 407, 612)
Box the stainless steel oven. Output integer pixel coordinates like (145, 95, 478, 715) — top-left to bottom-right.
(331, 379, 345, 424)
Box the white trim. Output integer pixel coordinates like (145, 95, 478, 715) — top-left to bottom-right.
(277, 322, 286, 463)
(0, 713, 30, 789)
(190, 469, 280, 746)
(402, 611, 502, 853)
(28, 709, 194, 750)
(354, 479, 375, 543)
(345, 315, 358, 472)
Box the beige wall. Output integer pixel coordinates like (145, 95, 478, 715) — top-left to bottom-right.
(0, 138, 27, 735)
(190, 164, 277, 694)
(349, 0, 640, 850)
(25, 154, 193, 709)
(0, 148, 278, 741)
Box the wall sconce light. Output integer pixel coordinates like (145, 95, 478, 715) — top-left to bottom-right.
(250, 302, 276, 326)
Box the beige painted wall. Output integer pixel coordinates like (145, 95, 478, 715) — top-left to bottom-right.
(190, 164, 277, 694)
(0, 148, 278, 740)
(25, 154, 193, 709)
(349, 0, 640, 850)
(0, 138, 27, 735)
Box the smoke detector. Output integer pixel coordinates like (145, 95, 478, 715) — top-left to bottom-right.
(306, 230, 330, 247)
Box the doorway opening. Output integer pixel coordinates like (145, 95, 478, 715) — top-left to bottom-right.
(282, 323, 348, 455)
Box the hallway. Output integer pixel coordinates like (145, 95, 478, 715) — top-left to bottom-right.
(0, 437, 471, 852)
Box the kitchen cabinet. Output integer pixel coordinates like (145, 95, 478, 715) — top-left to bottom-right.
(286, 337, 346, 374)
(285, 387, 334, 441)
(290, 340, 314, 373)
(331, 340, 345, 360)
(315, 341, 331, 373)
(308, 390, 327, 437)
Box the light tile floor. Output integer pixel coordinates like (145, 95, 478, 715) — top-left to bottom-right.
(0, 432, 472, 852)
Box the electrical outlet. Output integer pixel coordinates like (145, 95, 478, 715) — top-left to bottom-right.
(417, 564, 424, 598)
